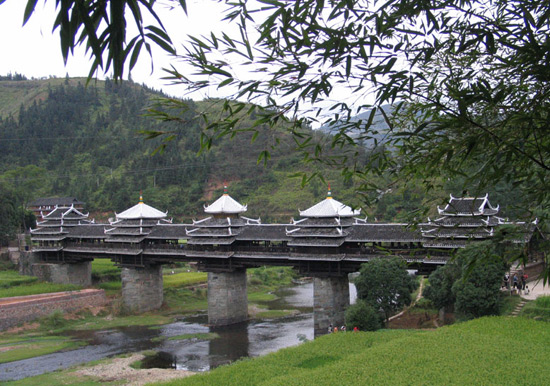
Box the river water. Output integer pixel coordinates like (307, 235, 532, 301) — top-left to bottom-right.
(0, 282, 357, 381)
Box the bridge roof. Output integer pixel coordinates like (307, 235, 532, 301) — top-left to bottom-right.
(147, 224, 189, 239)
(65, 224, 108, 239)
(437, 194, 499, 216)
(116, 199, 168, 220)
(204, 193, 247, 214)
(347, 224, 423, 242)
(299, 196, 360, 218)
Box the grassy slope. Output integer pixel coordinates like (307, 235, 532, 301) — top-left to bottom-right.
(154, 317, 550, 386)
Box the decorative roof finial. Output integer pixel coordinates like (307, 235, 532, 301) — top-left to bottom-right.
(327, 183, 332, 199)
(223, 184, 228, 196)
(139, 190, 143, 204)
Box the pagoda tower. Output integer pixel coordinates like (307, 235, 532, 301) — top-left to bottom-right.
(286, 186, 361, 249)
(288, 186, 361, 336)
(186, 186, 259, 326)
(186, 185, 259, 249)
(421, 194, 507, 249)
(106, 193, 171, 313)
(31, 204, 94, 252)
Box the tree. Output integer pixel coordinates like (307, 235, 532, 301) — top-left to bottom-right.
(13, 0, 550, 281)
(425, 241, 511, 320)
(452, 243, 509, 320)
(345, 299, 383, 332)
(424, 262, 462, 312)
(354, 257, 417, 324)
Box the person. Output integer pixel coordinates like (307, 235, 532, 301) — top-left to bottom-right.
(334, 326, 338, 333)
(353, 326, 359, 332)
(512, 274, 519, 289)
(341, 325, 346, 332)
(328, 324, 333, 334)
(522, 273, 528, 290)
(503, 274, 509, 288)
(524, 285, 530, 295)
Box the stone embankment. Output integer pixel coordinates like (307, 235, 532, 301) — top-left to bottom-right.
(0, 289, 107, 330)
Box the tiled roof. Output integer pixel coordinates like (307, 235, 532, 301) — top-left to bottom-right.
(437, 194, 499, 216)
(29, 197, 85, 207)
(347, 224, 423, 242)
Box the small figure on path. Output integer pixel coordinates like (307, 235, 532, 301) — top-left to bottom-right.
(503, 274, 509, 288)
(522, 273, 528, 290)
(341, 325, 346, 332)
(353, 326, 359, 332)
(513, 274, 519, 289)
(328, 324, 333, 334)
(333, 326, 338, 333)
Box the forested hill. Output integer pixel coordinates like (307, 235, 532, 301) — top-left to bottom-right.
(0, 77, 364, 222)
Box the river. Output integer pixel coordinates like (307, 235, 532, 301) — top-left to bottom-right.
(0, 282, 357, 381)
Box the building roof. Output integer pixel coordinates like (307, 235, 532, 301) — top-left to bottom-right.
(115, 198, 168, 220)
(299, 190, 361, 218)
(41, 205, 89, 220)
(204, 189, 247, 214)
(437, 194, 499, 216)
(28, 197, 85, 207)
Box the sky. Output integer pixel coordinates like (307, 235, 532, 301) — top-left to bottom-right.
(0, 0, 226, 99)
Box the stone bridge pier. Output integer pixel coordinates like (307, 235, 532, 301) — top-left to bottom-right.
(207, 269, 248, 326)
(32, 261, 92, 287)
(121, 265, 163, 313)
(313, 275, 350, 336)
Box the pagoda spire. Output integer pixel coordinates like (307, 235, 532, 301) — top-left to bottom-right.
(139, 190, 143, 204)
(327, 183, 332, 199)
(223, 184, 228, 196)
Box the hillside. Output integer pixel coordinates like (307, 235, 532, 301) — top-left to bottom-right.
(0, 77, 363, 222)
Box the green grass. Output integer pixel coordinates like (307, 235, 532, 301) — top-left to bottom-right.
(151, 332, 220, 342)
(163, 272, 207, 288)
(71, 314, 174, 331)
(521, 295, 550, 321)
(255, 309, 295, 319)
(0, 282, 81, 298)
(163, 287, 208, 313)
(91, 259, 121, 276)
(0, 335, 86, 364)
(153, 317, 550, 386)
(0, 270, 37, 288)
(247, 291, 278, 302)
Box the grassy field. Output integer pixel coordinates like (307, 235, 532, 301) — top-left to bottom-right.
(0, 282, 81, 298)
(153, 316, 550, 386)
(0, 335, 85, 364)
(0, 271, 37, 288)
(521, 295, 550, 322)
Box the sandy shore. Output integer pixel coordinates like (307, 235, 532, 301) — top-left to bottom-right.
(75, 353, 195, 386)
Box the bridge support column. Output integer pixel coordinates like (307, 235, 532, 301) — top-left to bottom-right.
(313, 276, 349, 337)
(121, 265, 163, 313)
(208, 269, 248, 326)
(32, 261, 92, 287)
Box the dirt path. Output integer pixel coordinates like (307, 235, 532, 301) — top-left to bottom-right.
(388, 278, 425, 322)
(75, 353, 195, 386)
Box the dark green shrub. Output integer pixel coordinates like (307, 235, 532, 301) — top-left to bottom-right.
(345, 300, 383, 331)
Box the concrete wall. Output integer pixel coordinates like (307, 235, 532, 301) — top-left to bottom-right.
(121, 265, 163, 313)
(313, 276, 350, 336)
(0, 289, 107, 331)
(32, 261, 92, 287)
(207, 270, 248, 326)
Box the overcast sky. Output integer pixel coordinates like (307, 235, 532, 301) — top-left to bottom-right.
(0, 1, 226, 98)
